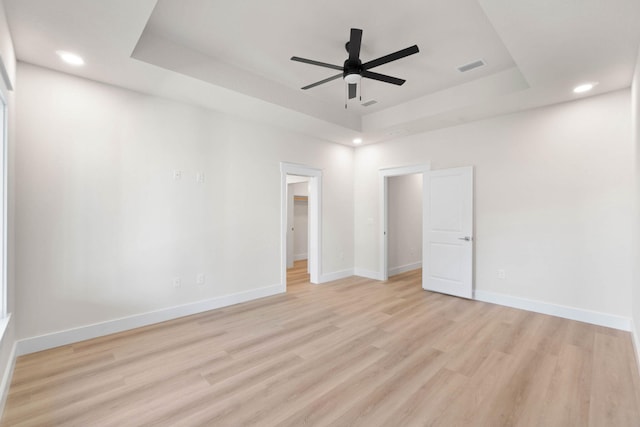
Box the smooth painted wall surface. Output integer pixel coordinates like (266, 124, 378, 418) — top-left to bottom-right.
(355, 89, 634, 317)
(291, 182, 309, 260)
(387, 173, 422, 273)
(15, 62, 354, 339)
(294, 200, 308, 259)
(290, 181, 309, 196)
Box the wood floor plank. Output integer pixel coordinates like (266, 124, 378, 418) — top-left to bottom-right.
(589, 332, 640, 426)
(380, 367, 469, 426)
(326, 346, 447, 427)
(275, 338, 449, 426)
(431, 350, 515, 426)
(538, 343, 592, 427)
(473, 348, 558, 426)
(2, 261, 639, 426)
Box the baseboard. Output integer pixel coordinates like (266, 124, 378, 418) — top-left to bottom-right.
(17, 284, 283, 356)
(0, 341, 16, 418)
(474, 290, 631, 331)
(294, 253, 308, 261)
(319, 269, 353, 284)
(389, 262, 422, 277)
(353, 268, 383, 281)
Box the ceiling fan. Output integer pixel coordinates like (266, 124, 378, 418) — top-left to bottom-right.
(291, 28, 419, 105)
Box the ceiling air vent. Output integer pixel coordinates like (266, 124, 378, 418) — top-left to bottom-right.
(362, 100, 378, 107)
(457, 59, 486, 73)
(385, 129, 408, 138)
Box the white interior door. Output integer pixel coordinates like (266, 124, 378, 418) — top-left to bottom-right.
(424, 166, 473, 298)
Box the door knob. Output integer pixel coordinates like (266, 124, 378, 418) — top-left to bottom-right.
(458, 236, 472, 241)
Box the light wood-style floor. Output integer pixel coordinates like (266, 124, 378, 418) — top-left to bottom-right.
(3, 260, 640, 426)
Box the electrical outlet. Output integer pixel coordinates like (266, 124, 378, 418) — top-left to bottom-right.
(497, 269, 506, 279)
(173, 277, 181, 288)
(196, 274, 205, 286)
(196, 172, 205, 184)
(173, 170, 182, 181)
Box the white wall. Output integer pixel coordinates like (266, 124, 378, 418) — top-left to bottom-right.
(355, 89, 634, 318)
(290, 181, 308, 196)
(291, 182, 309, 260)
(14, 62, 354, 340)
(293, 200, 308, 260)
(387, 173, 422, 275)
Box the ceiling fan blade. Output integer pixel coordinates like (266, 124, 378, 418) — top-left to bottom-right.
(348, 28, 363, 61)
(348, 83, 357, 99)
(362, 70, 406, 85)
(291, 56, 343, 71)
(362, 45, 419, 70)
(301, 73, 343, 90)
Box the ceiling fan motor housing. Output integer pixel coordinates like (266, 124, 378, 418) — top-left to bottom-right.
(343, 58, 362, 83)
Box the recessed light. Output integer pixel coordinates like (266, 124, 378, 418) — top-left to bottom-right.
(56, 51, 85, 66)
(573, 83, 597, 94)
(353, 138, 363, 145)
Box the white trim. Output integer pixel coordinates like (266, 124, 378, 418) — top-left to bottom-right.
(17, 284, 282, 356)
(354, 268, 384, 281)
(0, 56, 12, 92)
(379, 164, 432, 176)
(280, 162, 322, 288)
(0, 90, 6, 318)
(379, 164, 431, 283)
(632, 318, 640, 377)
(0, 341, 16, 418)
(319, 269, 354, 284)
(389, 262, 422, 277)
(294, 253, 308, 261)
(0, 314, 9, 345)
(474, 290, 631, 331)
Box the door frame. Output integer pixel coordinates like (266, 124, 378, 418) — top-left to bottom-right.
(281, 162, 322, 290)
(379, 163, 431, 285)
(0, 90, 6, 316)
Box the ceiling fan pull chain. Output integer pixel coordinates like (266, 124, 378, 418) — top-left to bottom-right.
(346, 82, 350, 109)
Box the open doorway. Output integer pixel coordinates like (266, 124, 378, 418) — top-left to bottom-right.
(280, 162, 322, 291)
(380, 164, 475, 298)
(379, 164, 430, 288)
(387, 173, 423, 283)
(286, 175, 310, 286)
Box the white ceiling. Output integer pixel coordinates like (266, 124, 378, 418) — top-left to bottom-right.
(143, 0, 517, 114)
(4, 0, 640, 146)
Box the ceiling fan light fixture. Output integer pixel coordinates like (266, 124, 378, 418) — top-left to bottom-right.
(344, 73, 361, 84)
